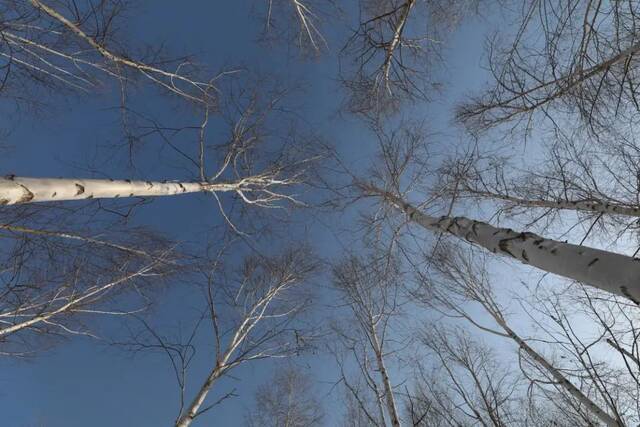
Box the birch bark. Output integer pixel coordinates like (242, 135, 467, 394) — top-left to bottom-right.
(368, 185, 640, 303)
(491, 312, 619, 426)
(0, 177, 250, 205)
(466, 189, 640, 218)
(369, 321, 402, 427)
(381, 0, 416, 86)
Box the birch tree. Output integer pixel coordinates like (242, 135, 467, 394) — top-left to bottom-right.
(438, 137, 640, 240)
(363, 181, 640, 303)
(245, 365, 324, 427)
(420, 244, 632, 425)
(457, 0, 640, 135)
(332, 252, 404, 427)
(258, 0, 337, 56)
(121, 247, 317, 427)
(0, 203, 178, 356)
(0, 79, 320, 240)
(0, 0, 220, 106)
(341, 0, 478, 116)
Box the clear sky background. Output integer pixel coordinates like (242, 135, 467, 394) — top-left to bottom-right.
(0, 1, 501, 426)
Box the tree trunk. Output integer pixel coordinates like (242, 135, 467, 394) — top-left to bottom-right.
(0, 177, 239, 205)
(368, 185, 640, 304)
(466, 188, 640, 218)
(381, 0, 416, 84)
(491, 313, 619, 426)
(175, 365, 223, 427)
(369, 322, 401, 427)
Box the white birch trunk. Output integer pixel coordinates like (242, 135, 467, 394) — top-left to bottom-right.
(370, 186, 640, 304)
(175, 365, 224, 427)
(381, 0, 415, 84)
(0, 177, 239, 205)
(491, 314, 619, 426)
(369, 322, 402, 427)
(469, 189, 640, 218)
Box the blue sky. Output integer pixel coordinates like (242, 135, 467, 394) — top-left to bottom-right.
(0, 1, 499, 426)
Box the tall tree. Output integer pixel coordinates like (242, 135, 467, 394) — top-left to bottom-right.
(333, 252, 404, 427)
(340, 0, 478, 116)
(245, 365, 324, 427)
(457, 0, 640, 134)
(129, 247, 318, 427)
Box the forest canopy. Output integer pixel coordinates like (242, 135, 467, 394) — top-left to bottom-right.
(3, 1, 640, 426)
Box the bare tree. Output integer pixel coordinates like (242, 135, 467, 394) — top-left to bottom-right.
(361, 180, 640, 303)
(332, 251, 404, 427)
(245, 365, 324, 427)
(0, 203, 178, 356)
(144, 247, 317, 427)
(438, 130, 640, 245)
(456, 0, 640, 135)
(341, 0, 478, 116)
(419, 244, 624, 425)
(258, 0, 338, 56)
(0, 0, 221, 106)
(413, 327, 524, 426)
(0, 175, 300, 206)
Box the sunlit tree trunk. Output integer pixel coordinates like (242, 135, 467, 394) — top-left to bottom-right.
(381, 0, 416, 86)
(367, 185, 640, 303)
(369, 320, 401, 427)
(0, 176, 268, 205)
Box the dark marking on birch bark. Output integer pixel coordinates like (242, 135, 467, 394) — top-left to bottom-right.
(51, 192, 56, 198)
(522, 250, 529, 262)
(4, 174, 15, 180)
(620, 286, 640, 305)
(146, 181, 153, 187)
(550, 248, 557, 254)
(125, 179, 131, 183)
(86, 195, 93, 199)
(533, 239, 544, 245)
(18, 185, 34, 203)
(587, 258, 599, 267)
(498, 239, 517, 258)
(0, 199, 9, 205)
(75, 184, 85, 195)
(178, 183, 186, 192)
